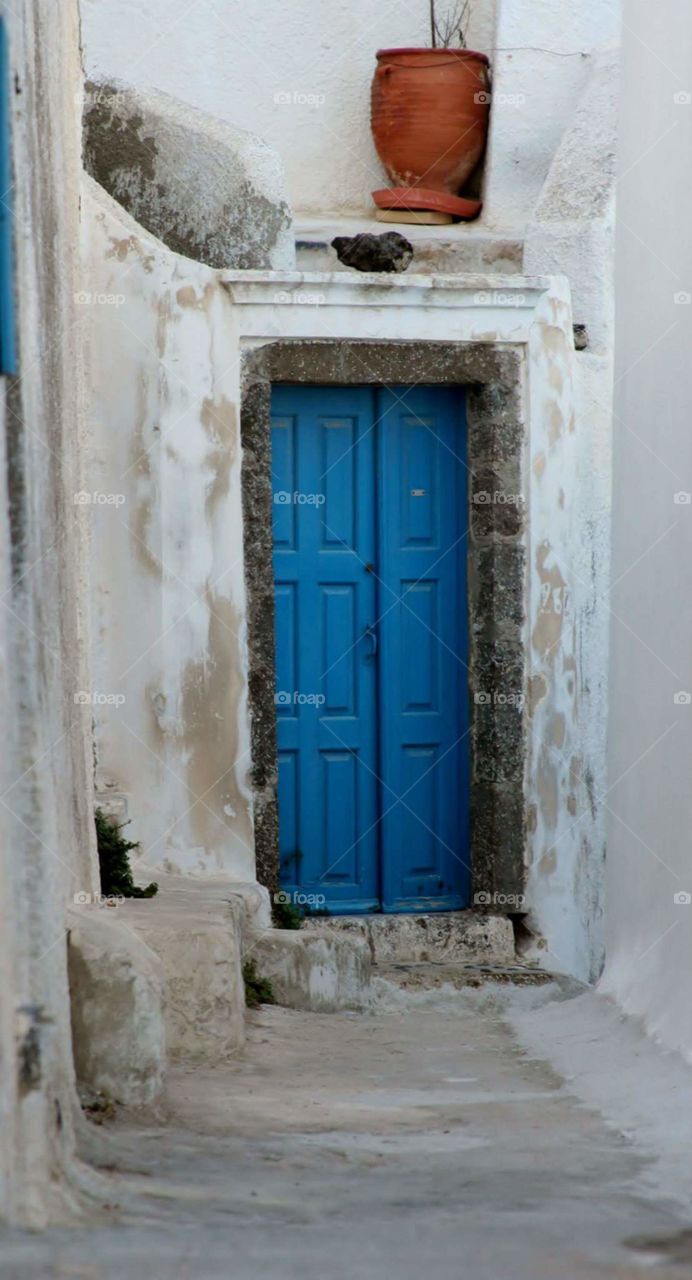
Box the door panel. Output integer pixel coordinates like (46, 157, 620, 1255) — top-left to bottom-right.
(377, 387, 469, 911)
(272, 383, 469, 914)
(272, 385, 379, 912)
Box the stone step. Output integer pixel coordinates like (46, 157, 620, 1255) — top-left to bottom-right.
(375, 961, 554, 993)
(294, 214, 524, 276)
(301, 910, 516, 967)
(249, 926, 372, 1013)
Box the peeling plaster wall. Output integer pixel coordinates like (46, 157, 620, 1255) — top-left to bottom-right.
(521, 52, 617, 982)
(0, 0, 100, 1225)
(82, 177, 254, 881)
(603, 1, 692, 1058)
(524, 314, 607, 980)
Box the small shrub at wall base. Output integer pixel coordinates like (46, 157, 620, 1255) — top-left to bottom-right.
(95, 809, 158, 898)
(243, 959, 276, 1008)
(273, 898, 303, 930)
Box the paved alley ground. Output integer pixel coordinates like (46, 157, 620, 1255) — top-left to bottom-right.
(3, 982, 692, 1279)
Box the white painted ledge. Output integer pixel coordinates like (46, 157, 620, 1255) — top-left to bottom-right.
(221, 270, 571, 347)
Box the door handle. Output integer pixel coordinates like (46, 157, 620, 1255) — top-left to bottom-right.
(364, 622, 378, 660)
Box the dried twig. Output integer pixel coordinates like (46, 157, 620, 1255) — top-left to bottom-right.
(431, 0, 471, 48)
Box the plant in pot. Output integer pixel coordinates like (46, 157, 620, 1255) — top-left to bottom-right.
(371, 0, 490, 223)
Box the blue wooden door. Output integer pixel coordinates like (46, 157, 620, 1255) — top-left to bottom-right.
(272, 386, 380, 912)
(377, 387, 469, 911)
(271, 384, 469, 914)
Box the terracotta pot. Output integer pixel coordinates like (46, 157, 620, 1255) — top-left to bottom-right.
(371, 47, 490, 198)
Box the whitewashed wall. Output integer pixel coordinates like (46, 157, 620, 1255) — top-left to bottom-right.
(76, 0, 600, 224)
(82, 178, 255, 881)
(483, 0, 620, 231)
(81, 0, 493, 215)
(603, 0, 692, 1058)
(0, 0, 100, 1226)
(79, 0, 622, 990)
(521, 51, 617, 982)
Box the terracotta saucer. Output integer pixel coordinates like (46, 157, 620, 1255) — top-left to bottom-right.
(372, 187, 482, 220)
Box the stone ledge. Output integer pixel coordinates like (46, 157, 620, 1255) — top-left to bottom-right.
(67, 907, 167, 1108)
(249, 928, 372, 1011)
(293, 215, 524, 277)
(301, 911, 516, 967)
(376, 961, 554, 992)
(118, 877, 251, 1062)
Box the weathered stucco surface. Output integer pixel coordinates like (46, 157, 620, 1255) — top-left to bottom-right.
(83, 82, 294, 270)
(522, 51, 617, 983)
(0, 0, 102, 1227)
(82, 176, 254, 881)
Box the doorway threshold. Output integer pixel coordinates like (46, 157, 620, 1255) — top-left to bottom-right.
(301, 910, 515, 967)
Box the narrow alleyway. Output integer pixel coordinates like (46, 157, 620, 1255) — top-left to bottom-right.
(3, 984, 692, 1280)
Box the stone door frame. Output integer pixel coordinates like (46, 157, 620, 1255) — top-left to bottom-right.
(223, 270, 577, 914)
